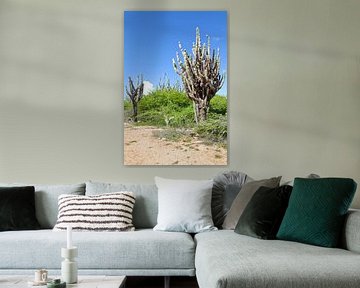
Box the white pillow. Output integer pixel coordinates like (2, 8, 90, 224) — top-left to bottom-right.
(53, 192, 135, 232)
(153, 177, 217, 233)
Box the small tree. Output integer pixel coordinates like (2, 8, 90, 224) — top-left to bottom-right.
(126, 75, 144, 122)
(173, 27, 225, 124)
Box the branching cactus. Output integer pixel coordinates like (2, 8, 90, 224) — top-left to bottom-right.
(173, 27, 225, 123)
(126, 75, 144, 122)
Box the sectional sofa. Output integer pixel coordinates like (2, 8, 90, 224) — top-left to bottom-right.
(0, 179, 360, 288)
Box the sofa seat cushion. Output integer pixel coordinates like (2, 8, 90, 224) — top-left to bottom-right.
(195, 230, 360, 288)
(0, 229, 195, 271)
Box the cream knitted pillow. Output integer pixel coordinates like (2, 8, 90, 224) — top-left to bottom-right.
(53, 192, 135, 231)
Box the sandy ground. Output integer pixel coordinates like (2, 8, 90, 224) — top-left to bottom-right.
(124, 124, 227, 165)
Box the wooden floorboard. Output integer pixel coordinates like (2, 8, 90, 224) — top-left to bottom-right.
(126, 276, 199, 288)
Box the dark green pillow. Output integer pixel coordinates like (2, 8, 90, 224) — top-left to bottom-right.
(276, 178, 357, 247)
(0, 186, 41, 231)
(234, 185, 292, 239)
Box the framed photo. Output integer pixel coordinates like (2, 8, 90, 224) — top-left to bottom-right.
(124, 11, 227, 166)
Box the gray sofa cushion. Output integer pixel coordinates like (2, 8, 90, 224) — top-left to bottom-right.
(0, 183, 85, 229)
(212, 171, 249, 228)
(195, 230, 360, 288)
(342, 209, 360, 253)
(85, 181, 158, 229)
(0, 229, 195, 271)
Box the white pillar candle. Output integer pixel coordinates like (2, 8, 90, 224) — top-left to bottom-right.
(67, 225, 72, 249)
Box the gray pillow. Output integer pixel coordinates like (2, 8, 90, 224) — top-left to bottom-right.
(212, 171, 250, 228)
(153, 177, 217, 233)
(283, 173, 320, 186)
(0, 183, 85, 228)
(86, 181, 158, 229)
(222, 176, 281, 230)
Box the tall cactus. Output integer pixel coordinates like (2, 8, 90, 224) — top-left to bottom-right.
(173, 27, 224, 123)
(126, 75, 144, 122)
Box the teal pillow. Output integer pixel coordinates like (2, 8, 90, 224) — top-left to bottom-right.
(277, 178, 357, 247)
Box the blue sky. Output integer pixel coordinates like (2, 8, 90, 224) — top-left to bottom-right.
(124, 11, 227, 96)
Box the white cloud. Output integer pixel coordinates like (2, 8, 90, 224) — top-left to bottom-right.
(143, 81, 154, 95)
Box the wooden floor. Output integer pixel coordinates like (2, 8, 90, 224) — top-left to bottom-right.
(126, 276, 199, 288)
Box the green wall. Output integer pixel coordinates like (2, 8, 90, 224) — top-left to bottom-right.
(0, 0, 359, 207)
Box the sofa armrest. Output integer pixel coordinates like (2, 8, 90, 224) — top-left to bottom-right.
(342, 209, 360, 253)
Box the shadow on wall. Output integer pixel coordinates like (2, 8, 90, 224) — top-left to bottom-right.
(0, 98, 123, 182)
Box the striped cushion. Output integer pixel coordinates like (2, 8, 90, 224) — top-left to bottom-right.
(53, 192, 136, 232)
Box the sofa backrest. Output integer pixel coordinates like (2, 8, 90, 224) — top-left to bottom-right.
(0, 183, 86, 229)
(86, 181, 158, 229)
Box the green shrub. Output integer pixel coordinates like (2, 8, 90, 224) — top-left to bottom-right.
(167, 106, 194, 127)
(139, 90, 191, 112)
(209, 95, 227, 115)
(124, 88, 227, 145)
(124, 99, 132, 110)
(136, 110, 164, 126)
(194, 114, 227, 143)
(131, 89, 194, 127)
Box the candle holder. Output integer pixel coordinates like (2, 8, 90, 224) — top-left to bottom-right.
(61, 247, 78, 284)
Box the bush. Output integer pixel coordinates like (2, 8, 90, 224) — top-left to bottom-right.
(194, 114, 227, 143)
(139, 90, 191, 112)
(131, 89, 194, 127)
(124, 99, 132, 110)
(209, 95, 227, 115)
(124, 87, 227, 144)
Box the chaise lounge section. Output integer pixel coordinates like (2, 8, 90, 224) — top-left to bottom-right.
(195, 215, 360, 288)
